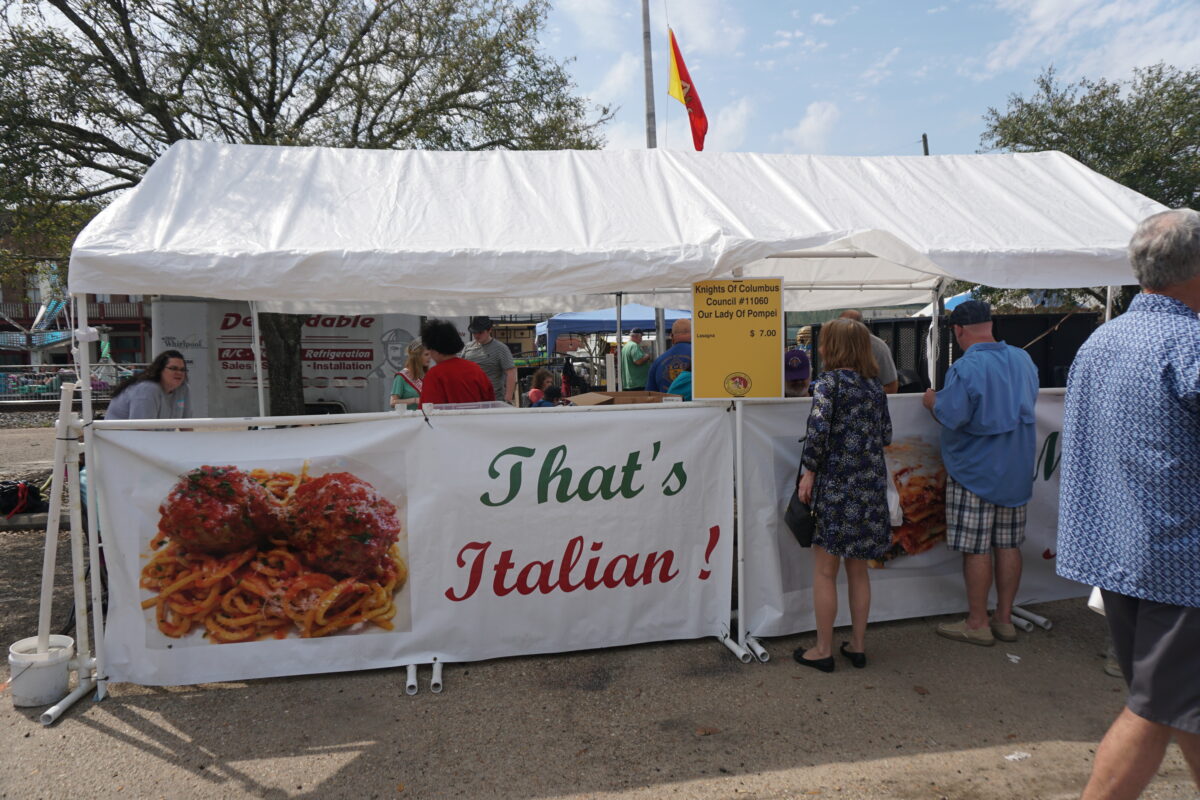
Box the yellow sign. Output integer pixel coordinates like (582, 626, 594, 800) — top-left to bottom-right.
(691, 278, 784, 399)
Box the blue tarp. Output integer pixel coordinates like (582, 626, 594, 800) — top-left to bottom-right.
(537, 304, 691, 352)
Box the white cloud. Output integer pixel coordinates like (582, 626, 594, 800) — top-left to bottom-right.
(811, 12, 837, 26)
(600, 121, 650, 151)
(706, 97, 753, 152)
(777, 101, 841, 154)
(557, 0, 625, 51)
(652, 0, 745, 54)
(981, 0, 1199, 79)
(590, 52, 640, 106)
(927, 5, 948, 13)
(861, 47, 902, 85)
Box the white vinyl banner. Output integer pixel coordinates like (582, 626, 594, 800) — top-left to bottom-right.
(740, 391, 1077, 638)
(95, 406, 733, 685)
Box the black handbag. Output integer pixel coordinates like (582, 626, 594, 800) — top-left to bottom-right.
(784, 373, 840, 548)
(784, 481, 817, 547)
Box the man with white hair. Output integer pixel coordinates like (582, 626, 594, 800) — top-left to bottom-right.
(839, 310, 898, 393)
(1057, 208, 1200, 799)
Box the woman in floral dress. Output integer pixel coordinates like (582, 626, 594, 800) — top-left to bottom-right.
(795, 318, 892, 672)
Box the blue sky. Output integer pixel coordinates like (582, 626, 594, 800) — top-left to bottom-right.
(542, 0, 1199, 156)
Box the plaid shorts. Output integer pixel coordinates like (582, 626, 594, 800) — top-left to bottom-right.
(945, 476, 1027, 554)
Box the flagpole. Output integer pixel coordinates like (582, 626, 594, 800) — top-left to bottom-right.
(641, 0, 657, 148)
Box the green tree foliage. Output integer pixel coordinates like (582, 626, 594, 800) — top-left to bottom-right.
(0, 0, 609, 412)
(967, 63, 1200, 313)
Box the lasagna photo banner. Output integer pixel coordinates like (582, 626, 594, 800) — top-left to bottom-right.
(738, 392, 1078, 638)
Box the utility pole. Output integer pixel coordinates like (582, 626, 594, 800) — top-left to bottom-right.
(921, 133, 930, 156)
(641, 0, 657, 148)
(642, 0, 666, 352)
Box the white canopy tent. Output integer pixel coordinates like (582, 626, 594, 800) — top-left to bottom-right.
(70, 142, 1164, 316)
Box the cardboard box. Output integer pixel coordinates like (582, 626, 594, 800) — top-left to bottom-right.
(570, 391, 681, 406)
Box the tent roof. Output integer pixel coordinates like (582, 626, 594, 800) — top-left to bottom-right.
(69, 142, 1165, 313)
(536, 303, 691, 349)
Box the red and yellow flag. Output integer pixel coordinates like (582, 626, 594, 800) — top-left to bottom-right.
(667, 28, 708, 151)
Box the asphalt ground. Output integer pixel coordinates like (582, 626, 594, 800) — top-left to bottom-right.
(1, 425, 1196, 800)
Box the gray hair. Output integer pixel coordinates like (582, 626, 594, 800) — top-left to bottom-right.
(1128, 208, 1200, 290)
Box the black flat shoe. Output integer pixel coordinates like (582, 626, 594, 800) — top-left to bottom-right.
(793, 647, 835, 673)
(840, 642, 866, 669)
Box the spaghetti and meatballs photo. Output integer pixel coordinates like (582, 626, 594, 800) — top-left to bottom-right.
(156, 465, 280, 554)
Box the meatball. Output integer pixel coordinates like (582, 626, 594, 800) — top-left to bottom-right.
(289, 472, 401, 579)
(158, 465, 278, 554)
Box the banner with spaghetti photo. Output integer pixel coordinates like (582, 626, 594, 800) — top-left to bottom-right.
(739, 391, 1078, 638)
(94, 407, 733, 685)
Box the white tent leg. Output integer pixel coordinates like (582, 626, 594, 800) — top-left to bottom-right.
(927, 285, 941, 389)
(250, 301, 267, 417)
(734, 399, 751, 657)
(614, 294, 623, 391)
(1105, 286, 1115, 322)
(75, 294, 107, 700)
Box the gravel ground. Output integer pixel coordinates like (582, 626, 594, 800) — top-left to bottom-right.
(0, 427, 1196, 800)
(0, 409, 60, 430)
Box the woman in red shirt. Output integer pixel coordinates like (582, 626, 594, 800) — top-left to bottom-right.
(418, 319, 495, 408)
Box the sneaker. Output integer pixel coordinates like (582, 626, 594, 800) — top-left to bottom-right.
(936, 619, 995, 647)
(990, 621, 1018, 642)
(1103, 654, 1123, 678)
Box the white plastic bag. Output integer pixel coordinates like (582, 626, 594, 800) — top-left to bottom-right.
(886, 478, 904, 527)
(1087, 586, 1106, 616)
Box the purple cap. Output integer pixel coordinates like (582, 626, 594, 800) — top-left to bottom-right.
(784, 348, 811, 381)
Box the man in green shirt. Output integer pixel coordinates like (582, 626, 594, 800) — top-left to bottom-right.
(621, 328, 652, 390)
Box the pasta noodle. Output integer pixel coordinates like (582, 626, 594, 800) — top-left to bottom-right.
(141, 466, 407, 643)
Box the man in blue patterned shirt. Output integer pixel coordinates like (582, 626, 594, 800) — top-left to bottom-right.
(1058, 208, 1200, 799)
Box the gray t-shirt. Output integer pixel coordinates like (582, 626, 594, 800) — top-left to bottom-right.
(870, 335, 898, 386)
(462, 338, 515, 403)
(106, 380, 191, 420)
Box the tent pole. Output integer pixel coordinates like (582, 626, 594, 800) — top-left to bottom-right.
(655, 308, 666, 359)
(614, 293, 623, 391)
(249, 302, 267, 417)
(1104, 286, 1115, 322)
(75, 294, 107, 699)
(928, 284, 941, 389)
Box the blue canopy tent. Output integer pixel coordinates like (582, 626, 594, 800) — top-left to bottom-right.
(536, 304, 691, 353)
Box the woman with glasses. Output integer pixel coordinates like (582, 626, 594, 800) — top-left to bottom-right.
(105, 349, 192, 420)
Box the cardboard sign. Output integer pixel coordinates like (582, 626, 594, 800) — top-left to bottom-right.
(691, 278, 784, 399)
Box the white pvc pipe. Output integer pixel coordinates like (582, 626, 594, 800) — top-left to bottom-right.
(1010, 615, 1035, 633)
(430, 660, 444, 694)
(39, 678, 95, 726)
(405, 664, 418, 695)
(65, 434, 92, 671)
(249, 301, 267, 417)
(719, 633, 752, 663)
(1012, 605, 1052, 630)
(1104, 286, 1115, 322)
(37, 383, 76, 652)
(744, 635, 769, 663)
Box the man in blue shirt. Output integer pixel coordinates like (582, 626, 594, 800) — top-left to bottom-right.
(922, 300, 1038, 647)
(645, 319, 692, 393)
(1058, 208, 1200, 799)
